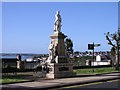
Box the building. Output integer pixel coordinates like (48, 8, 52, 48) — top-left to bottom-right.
(91, 55, 112, 66)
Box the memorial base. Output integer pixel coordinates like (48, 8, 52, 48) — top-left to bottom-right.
(46, 63, 76, 79)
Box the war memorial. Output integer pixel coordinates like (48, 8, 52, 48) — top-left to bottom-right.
(46, 11, 75, 79)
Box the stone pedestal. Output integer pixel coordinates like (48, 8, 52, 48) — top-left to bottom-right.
(46, 63, 76, 79)
(46, 32, 76, 79)
(50, 32, 67, 63)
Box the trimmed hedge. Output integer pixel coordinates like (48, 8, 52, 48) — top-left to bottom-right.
(73, 65, 112, 69)
(2, 65, 113, 73)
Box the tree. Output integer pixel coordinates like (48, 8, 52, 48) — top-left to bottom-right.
(74, 51, 79, 55)
(65, 38, 73, 57)
(110, 47, 116, 66)
(111, 47, 116, 56)
(105, 29, 120, 70)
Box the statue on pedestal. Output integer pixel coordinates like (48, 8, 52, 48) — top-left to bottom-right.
(46, 11, 75, 79)
(54, 11, 62, 33)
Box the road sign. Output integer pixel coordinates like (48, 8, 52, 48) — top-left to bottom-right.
(94, 44, 101, 47)
(88, 44, 94, 50)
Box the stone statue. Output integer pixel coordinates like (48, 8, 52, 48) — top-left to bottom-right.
(54, 11, 62, 32)
(47, 41, 59, 63)
(48, 41, 54, 60)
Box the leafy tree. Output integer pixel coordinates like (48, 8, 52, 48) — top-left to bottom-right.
(105, 29, 120, 70)
(65, 38, 73, 57)
(74, 51, 79, 55)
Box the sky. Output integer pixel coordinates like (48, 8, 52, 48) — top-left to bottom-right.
(2, 2, 118, 54)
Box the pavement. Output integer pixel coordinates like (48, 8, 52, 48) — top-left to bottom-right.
(1, 72, 120, 90)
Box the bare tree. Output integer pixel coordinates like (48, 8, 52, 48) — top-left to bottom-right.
(105, 29, 120, 70)
(110, 46, 116, 66)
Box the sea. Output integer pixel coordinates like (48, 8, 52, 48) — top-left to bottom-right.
(0, 53, 45, 61)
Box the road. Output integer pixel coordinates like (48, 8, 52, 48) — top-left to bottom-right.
(53, 79, 120, 90)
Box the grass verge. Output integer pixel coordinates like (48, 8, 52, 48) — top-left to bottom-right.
(1, 74, 32, 84)
(74, 67, 120, 75)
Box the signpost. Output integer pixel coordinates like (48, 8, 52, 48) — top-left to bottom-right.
(88, 44, 94, 50)
(88, 42, 100, 72)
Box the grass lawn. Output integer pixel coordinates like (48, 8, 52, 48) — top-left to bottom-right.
(74, 67, 120, 75)
(1, 78, 28, 84)
(1, 72, 33, 84)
